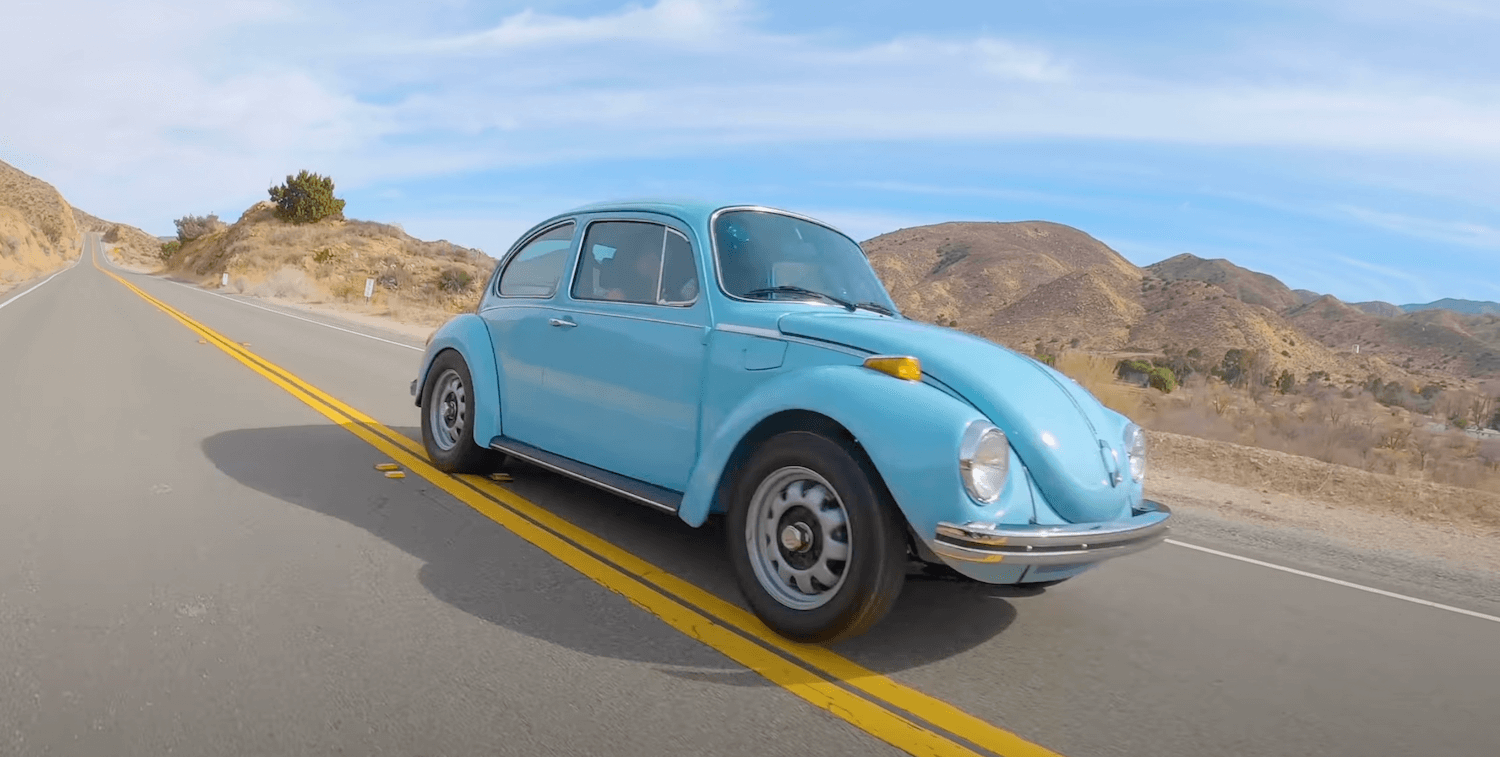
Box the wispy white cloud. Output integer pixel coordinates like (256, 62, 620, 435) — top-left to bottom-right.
(1333, 254, 1439, 303)
(1339, 205, 1500, 249)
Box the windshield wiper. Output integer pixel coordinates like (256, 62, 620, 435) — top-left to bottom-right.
(741, 285, 856, 312)
(853, 301, 894, 316)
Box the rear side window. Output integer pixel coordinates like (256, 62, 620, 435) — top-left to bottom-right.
(498, 223, 575, 297)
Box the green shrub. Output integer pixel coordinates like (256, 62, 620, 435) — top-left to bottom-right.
(159, 239, 181, 260)
(268, 170, 346, 224)
(438, 266, 474, 293)
(1148, 366, 1178, 394)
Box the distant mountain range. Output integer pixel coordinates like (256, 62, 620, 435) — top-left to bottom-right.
(865, 236, 1500, 385)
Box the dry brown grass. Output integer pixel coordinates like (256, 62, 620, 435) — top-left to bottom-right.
(1052, 348, 1500, 520)
(1054, 351, 1146, 420)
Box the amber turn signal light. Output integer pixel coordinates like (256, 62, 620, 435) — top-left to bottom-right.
(863, 355, 921, 381)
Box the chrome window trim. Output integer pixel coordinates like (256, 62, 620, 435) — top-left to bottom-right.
(524, 304, 703, 331)
(493, 219, 578, 300)
(569, 217, 701, 308)
(707, 205, 894, 310)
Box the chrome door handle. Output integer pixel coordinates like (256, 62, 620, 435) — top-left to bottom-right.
(548, 317, 577, 328)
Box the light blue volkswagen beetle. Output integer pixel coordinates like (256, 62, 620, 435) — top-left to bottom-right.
(412, 200, 1172, 642)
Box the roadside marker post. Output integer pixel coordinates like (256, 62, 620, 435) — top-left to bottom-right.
(364, 277, 375, 303)
(221, 273, 229, 288)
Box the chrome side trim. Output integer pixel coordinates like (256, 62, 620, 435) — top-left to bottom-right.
(933, 502, 1172, 565)
(714, 323, 782, 339)
(490, 437, 682, 514)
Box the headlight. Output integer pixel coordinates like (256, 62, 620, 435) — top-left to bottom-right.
(1124, 423, 1146, 483)
(959, 421, 1010, 504)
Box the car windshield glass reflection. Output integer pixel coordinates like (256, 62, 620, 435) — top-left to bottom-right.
(713, 210, 897, 314)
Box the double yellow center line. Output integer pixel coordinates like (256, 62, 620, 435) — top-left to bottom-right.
(98, 254, 1065, 757)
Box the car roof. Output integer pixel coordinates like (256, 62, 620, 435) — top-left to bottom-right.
(552, 198, 727, 222)
(547, 199, 841, 231)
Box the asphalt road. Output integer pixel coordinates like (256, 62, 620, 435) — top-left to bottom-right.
(2, 234, 1498, 756)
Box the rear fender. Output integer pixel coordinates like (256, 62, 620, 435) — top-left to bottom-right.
(415, 314, 502, 447)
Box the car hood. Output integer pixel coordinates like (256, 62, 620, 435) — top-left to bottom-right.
(778, 311, 1132, 523)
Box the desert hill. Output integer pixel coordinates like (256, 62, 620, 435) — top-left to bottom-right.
(1144, 253, 1304, 311)
(1287, 296, 1500, 378)
(0, 159, 83, 291)
(162, 201, 496, 326)
(864, 222, 1416, 386)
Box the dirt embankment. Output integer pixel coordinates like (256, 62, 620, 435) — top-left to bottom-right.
(0, 160, 83, 293)
(162, 201, 494, 327)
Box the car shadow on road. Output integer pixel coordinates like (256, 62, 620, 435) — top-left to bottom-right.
(202, 424, 1021, 687)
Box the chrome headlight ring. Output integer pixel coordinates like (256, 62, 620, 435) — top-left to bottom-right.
(959, 420, 1010, 504)
(1124, 423, 1147, 483)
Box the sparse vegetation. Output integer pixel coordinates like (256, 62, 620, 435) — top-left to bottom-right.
(1056, 347, 1500, 495)
(174, 213, 225, 242)
(159, 239, 181, 260)
(268, 170, 346, 224)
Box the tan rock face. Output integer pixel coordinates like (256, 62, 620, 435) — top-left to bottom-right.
(0, 159, 80, 252)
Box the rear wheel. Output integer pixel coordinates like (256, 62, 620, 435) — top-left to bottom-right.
(726, 431, 907, 643)
(420, 351, 502, 474)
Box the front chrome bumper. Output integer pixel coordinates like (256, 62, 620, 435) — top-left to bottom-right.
(931, 501, 1172, 565)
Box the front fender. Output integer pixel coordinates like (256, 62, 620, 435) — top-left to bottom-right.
(677, 365, 1034, 538)
(414, 314, 502, 448)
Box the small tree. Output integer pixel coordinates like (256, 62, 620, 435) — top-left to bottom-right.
(159, 239, 182, 260)
(268, 170, 346, 224)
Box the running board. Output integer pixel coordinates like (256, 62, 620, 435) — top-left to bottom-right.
(489, 436, 682, 514)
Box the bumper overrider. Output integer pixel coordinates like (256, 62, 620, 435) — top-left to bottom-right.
(931, 500, 1172, 565)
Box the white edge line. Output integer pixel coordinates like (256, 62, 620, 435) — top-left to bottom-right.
(1166, 538, 1500, 625)
(0, 254, 80, 311)
(154, 275, 424, 352)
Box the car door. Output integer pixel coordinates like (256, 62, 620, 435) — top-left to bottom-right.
(478, 220, 578, 449)
(538, 216, 708, 492)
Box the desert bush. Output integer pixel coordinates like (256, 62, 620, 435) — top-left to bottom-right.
(159, 240, 182, 260)
(268, 170, 346, 224)
(1149, 366, 1177, 394)
(438, 266, 475, 294)
(175, 213, 225, 242)
(3, 235, 20, 254)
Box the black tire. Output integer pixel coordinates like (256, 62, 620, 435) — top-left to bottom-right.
(726, 430, 907, 643)
(420, 350, 502, 474)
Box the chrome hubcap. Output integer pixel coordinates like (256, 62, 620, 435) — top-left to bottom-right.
(428, 368, 466, 452)
(745, 466, 851, 611)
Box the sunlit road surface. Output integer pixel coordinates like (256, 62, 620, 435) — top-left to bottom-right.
(2, 234, 1498, 756)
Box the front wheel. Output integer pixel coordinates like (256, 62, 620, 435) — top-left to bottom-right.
(420, 351, 502, 474)
(726, 431, 907, 643)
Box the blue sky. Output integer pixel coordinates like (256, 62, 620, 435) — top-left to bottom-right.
(3, 0, 1497, 305)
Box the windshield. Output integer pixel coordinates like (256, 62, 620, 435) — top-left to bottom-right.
(713, 209, 898, 314)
